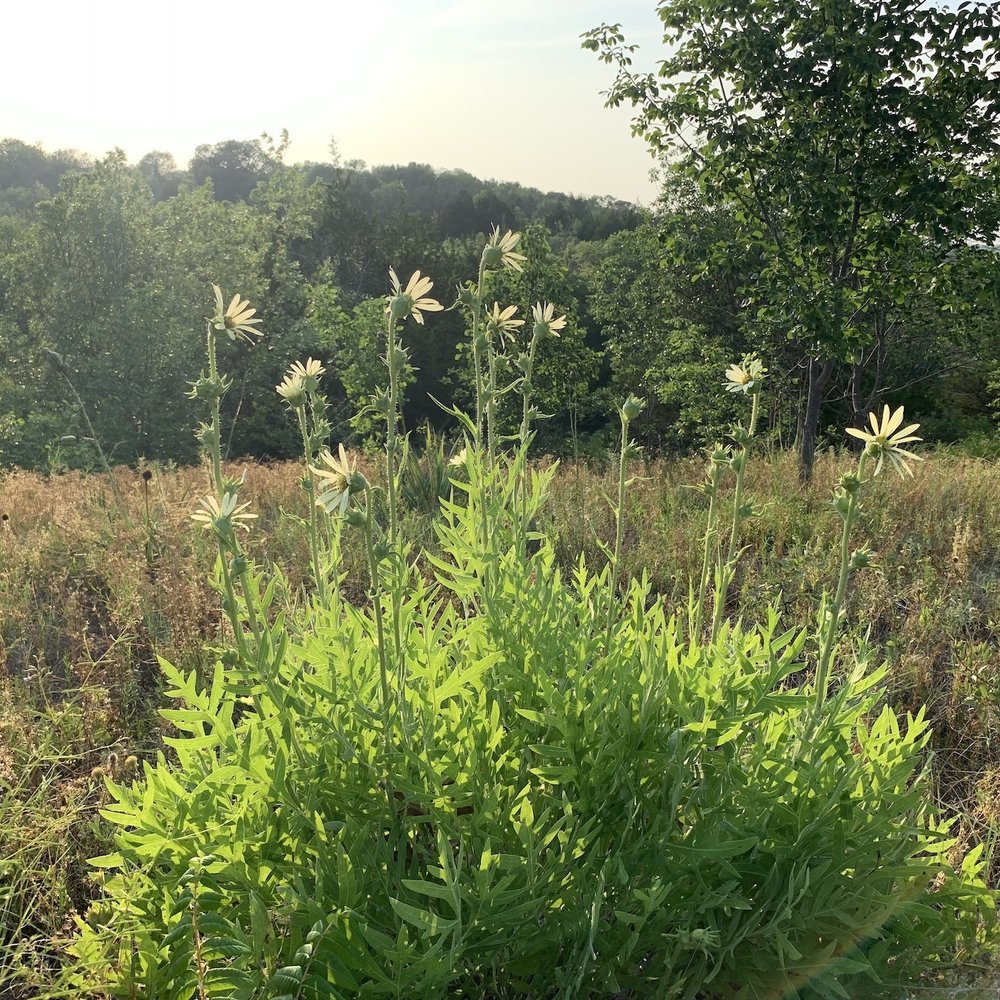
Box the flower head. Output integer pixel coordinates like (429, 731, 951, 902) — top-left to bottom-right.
(449, 447, 468, 470)
(312, 443, 367, 515)
(485, 302, 524, 343)
(531, 302, 567, 340)
(276, 372, 306, 408)
(211, 285, 262, 343)
(724, 354, 767, 394)
(191, 492, 257, 539)
(289, 357, 325, 392)
(482, 227, 527, 272)
(386, 268, 443, 325)
(845, 404, 924, 477)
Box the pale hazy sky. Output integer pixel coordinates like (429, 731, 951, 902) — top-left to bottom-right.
(2, 0, 666, 203)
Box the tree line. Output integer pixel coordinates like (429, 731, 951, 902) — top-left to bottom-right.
(2, 0, 999, 480)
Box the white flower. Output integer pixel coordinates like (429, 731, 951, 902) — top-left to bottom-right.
(845, 404, 924, 477)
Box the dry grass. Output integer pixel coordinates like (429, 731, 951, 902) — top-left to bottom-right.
(1, 449, 999, 994)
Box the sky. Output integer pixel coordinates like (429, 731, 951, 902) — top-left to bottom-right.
(2, 0, 667, 204)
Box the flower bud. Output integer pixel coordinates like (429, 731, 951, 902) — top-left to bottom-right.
(457, 283, 479, 310)
(831, 492, 852, 517)
(710, 444, 729, 465)
(838, 472, 862, 496)
(849, 547, 873, 570)
(347, 470, 370, 495)
(730, 424, 751, 448)
(344, 507, 368, 529)
(197, 423, 218, 449)
(388, 293, 414, 322)
(482, 244, 504, 268)
(621, 395, 646, 421)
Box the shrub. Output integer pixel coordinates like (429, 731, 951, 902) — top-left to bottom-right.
(57, 247, 996, 999)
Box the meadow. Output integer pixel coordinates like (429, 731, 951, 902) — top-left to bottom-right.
(2, 432, 1000, 996)
(0, 197, 998, 1000)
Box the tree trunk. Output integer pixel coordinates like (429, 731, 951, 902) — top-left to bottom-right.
(798, 356, 836, 481)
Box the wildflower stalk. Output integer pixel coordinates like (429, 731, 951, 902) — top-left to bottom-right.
(813, 404, 922, 708)
(361, 491, 392, 744)
(471, 258, 488, 446)
(606, 396, 643, 643)
(814, 454, 868, 710)
(485, 336, 499, 469)
(217, 550, 249, 660)
(204, 327, 225, 496)
(385, 323, 402, 548)
(294, 404, 328, 605)
(235, 560, 263, 650)
(611, 411, 630, 590)
(707, 356, 767, 641)
(516, 330, 542, 549)
(519, 331, 541, 444)
(693, 453, 726, 637)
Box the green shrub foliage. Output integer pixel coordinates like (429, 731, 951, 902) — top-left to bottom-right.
(65, 458, 992, 998)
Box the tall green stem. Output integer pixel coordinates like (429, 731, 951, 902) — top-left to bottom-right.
(295, 405, 327, 605)
(486, 338, 499, 470)
(385, 325, 401, 548)
(205, 326, 225, 495)
(694, 469, 722, 638)
(711, 393, 760, 641)
(362, 492, 392, 742)
(470, 259, 488, 444)
(606, 412, 630, 644)
(814, 453, 868, 710)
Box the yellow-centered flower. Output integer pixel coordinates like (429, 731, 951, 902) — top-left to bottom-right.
(483, 227, 527, 272)
(276, 372, 306, 407)
(289, 357, 325, 390)
(724, 355, 767, 394)
(485, 302, 524, 342)
(312, 443, 366, 515)
(191, 493, 257, 533)
(211, 285, 263, 343)
(845, 404, 924, 477)
(531, 302, 567, 339)
(386, 268, 443, 325)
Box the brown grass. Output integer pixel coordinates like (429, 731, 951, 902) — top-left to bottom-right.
(1, 449, 999, 992)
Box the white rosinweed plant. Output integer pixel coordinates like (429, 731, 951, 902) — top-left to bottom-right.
(62, 250, 994, 1000)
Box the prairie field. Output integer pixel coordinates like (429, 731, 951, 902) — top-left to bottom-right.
(2, 448, 999, 997)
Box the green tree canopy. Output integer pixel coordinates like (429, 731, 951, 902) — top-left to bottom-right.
(585, 0, 1000, 475)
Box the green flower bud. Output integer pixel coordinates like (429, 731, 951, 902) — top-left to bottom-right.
(389, 345, 409, 373)
(197, 423, 218, 449)
(457, 283, 479, 310)
(831, 492, 852, 517)
(838, 472, 862, 496)
(344, 507, 368, 529)
(482, 244, 504, 268)
(849, 547, 873, 570)
(621, 395, 646, 421)
(347, 470, 370, 495)
(730, 424, 751, 448)
(388, 293, 414, 322)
